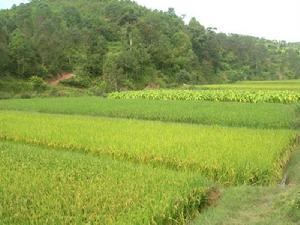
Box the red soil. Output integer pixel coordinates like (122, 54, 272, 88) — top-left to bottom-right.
(49, 72, 74, 85)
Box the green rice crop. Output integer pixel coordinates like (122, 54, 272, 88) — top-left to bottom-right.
(198, 79, 300, 91)
(0, 111, 296, 185)
(0, 97, 297, 129)
(0, 141, 210, 225)
(108, 89, 300, 104)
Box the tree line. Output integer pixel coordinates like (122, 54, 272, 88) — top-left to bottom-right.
(1, 0, 300, 90)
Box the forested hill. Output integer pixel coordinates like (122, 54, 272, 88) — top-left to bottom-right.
(1, 0, 300, 90)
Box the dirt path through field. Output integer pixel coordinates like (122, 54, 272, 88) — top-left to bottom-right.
(49, 73, 74, 85)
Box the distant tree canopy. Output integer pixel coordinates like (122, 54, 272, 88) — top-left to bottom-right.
(0, 0, 300, 89)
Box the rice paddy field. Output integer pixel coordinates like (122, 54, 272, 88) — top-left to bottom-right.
(0, 141, 210, 225)
(0, 110, 296, 185)
(0, 97, 297, 129)
(0, 80, 300, 224)
(198, 80, 300, 90)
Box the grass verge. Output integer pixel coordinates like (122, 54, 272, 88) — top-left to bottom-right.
(193, 148, 300, 225)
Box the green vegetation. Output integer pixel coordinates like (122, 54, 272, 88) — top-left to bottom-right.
(0, 110, 296, 185)
(0, 97, 297, 129)
(1, 0, 300, 224)
(286, 146, 300, 185)
(1, 0, 300, 90)
(0, 141, 210, 225)
(109, 89, 300, 104)
(194, 148, 300, 225)
(0, 77, 89, 99)
(0, 80, 299, 224)
(194, 186, 300, 225)
(198, 79, 300, 90)
(0, 77, 32, 98)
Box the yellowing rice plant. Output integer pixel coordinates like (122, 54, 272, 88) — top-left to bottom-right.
(0, 141, 210, 225)
(0, 110, 296, 185)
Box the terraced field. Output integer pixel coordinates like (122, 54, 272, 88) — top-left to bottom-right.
(0, 141, 210, 224)
(0, 84, 299, 224)
(0, 110, 296, 185)
(0, 97, 297, 128)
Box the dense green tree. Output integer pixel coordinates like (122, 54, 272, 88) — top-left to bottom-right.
(187, 17, 207, 60)
(0, 18, 9, 75)
(8, 29, 37, 77)
(0, 0, 300, 88)
(82, 33, 107, 76)
(103, 51, 125, 91)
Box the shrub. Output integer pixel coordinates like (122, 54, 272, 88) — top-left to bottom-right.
(29, 76, 47, 92)
(176, 69, 191, 84)
(20, 93, 32, 99)
(61, 76, 91, 88)
(88, 80, 110, 96)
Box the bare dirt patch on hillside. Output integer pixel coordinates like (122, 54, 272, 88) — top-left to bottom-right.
(49, 73, 74, 85)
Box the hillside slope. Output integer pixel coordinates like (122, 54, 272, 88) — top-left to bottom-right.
(1, 0, 300, 90)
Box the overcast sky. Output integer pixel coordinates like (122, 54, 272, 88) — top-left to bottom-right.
(1, 0, 299, 42)
(0, 0, 28, 10)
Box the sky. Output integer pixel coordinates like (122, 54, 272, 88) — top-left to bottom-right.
(1, 0, 299, 42)
(0, 0, 29, 9)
